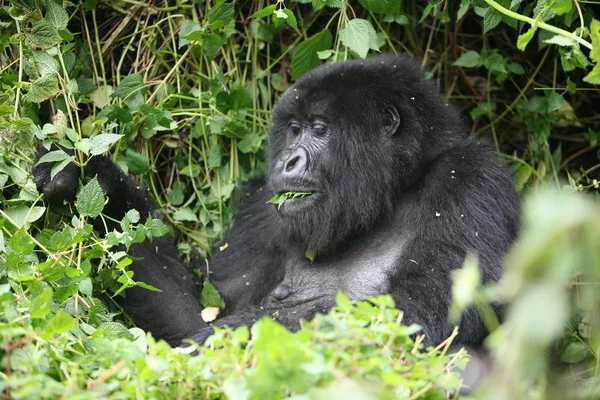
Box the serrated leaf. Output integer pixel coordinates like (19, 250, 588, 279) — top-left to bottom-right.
(78, 278, 93, 296)
(27, 21, 62, 48)
(208, 2, 235, 30)
(46, 1, 69, 30)
(483, 8, 502, 33)
(339, 19, 378, 58)
(37, 149, 70, 164)
(291, 29, 333, 80)
(114, 74, 144, 99)
(543, 34, 576, 47)
(43, 310, 76, 339)
(32, 51, 59, 76)
(76, 177, 105, 218)
(560, 341, 588, 363)
(517, 22, 538, 51)
(282, 9, 300, 34)
(4, 205, 46, 228)
(50, 156, 76, 179)
(24, 75, 59, 103)
(453, 50, 481, 68)
(89, 133, 124, 155)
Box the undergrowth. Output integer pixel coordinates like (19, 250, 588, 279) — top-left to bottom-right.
(0, 0, 599, 399)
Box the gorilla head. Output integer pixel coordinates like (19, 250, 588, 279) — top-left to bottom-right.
(268, 54, 463, 255)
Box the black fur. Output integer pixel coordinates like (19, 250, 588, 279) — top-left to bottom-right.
(33, 54, 520, 348)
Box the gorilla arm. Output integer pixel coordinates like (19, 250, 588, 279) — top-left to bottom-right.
(33, 153, 206, 346)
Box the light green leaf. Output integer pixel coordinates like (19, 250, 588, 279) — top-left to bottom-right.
(590, 19, 600, 63)
(89, 85, 114, 108)
(46, 1, 69, 30)
(76, 177, 105, 218)
(339, 19, 378, 59)
(583, 63, 600, 84)
(37, 149, 70, 164)
(78, 278, 93, 296)
(31, 288, 53, 319)
(89, 133, 124, 155)
(517, 22, 538, 51)
(33, 51, 60, 76)
(172, 208, 199, 222)
(550, 0, 572, 15)
(453, 50, 481, 68)
(543, 34, 576, 47)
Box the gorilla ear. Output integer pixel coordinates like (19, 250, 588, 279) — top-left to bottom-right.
(382, 105, 401, 137)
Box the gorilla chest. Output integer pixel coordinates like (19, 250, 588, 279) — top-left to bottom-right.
(266, 232, 408, 311)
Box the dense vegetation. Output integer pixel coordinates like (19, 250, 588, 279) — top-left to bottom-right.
(0, 0, 599, 398)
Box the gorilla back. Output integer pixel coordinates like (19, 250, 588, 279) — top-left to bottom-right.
(34, 53, 520, 348)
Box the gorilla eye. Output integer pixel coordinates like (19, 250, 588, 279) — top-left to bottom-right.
(288, 123, 301, 136)
(313, 123, 327, 136)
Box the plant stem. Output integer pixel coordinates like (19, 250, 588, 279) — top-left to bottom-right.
(483, 0, 592, 50)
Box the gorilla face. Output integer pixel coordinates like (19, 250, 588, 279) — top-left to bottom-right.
(267, 54, 462, 255)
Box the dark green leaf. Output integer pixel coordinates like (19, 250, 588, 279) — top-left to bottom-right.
(201, 280, 226, 309)
(357, 0, 400, 14)
(125, 148, 150, 175)
(291, 29, 333, 80)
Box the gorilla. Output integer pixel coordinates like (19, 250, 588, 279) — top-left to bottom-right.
(34, 53, 520, 349)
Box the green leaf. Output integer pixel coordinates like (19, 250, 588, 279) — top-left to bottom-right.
(78, 278, 93, 296)
(24, 75, 59, 103)
(550, 0, 572, 15)
(31, 288, 53, 319)
(560, 341, 588, 363)
(267, 192, 312, 209)
(46, 1, 69, 30)
(282, 9, 300, 34)
(27, 21, 62, 48)
(76, 177, 105, 218)
(89, 133, 124, 155)
(208, 143, 223, 168)
(517, 22, 538, 51)
(583, 63, 600, 84)
(125, 148, 150, 175)
(178, 20, 203, 48)
(172, 207, 199, 222)
(339, 19, 378, 59)
(37, 149, 70, 164)
(201, 280, 226, 309)
(32, 51, 60, 76)
(357, 0, 400, 14)
(4, 205, 46, 228)
(114, 74, 144, 99)
(43, 310, 76, 339)
(453, 50, 481, 68)
(543, 34, 576, 47)
(457, 0, 470, 21)
(291, 29, 333, 80)
(418, 3, 435, 24)
(50, 156, 76, 180)
(89, 85, 114, 109)
(208, 2, 235, 30)
(483, 8, 502, 33)
(590, 19, 600, 63)
(249, 4, 276, 18)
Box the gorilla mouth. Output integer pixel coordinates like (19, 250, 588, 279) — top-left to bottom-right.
(267, 190, 317, 213)
(268, 191, 314, 210)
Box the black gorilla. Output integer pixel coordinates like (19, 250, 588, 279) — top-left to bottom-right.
(34, 53, 520, 348)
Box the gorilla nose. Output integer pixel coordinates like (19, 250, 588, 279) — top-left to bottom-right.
(283, 148, 308, 176)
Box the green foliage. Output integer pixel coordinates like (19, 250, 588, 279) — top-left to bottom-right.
(1, 0, 600, 398)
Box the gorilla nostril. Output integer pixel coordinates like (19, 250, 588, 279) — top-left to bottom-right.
(285, 156, 300, 172)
